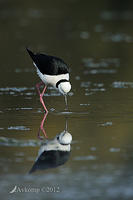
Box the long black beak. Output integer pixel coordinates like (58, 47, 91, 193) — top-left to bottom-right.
(64, 94, 68, 110)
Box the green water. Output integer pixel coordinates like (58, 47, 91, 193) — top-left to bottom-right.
(1, 0, 133, 199)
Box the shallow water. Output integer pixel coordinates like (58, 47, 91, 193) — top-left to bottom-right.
(1, 0, 133, 199)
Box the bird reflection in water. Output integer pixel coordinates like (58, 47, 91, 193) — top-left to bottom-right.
(38, 112, 48, 139)
(30, 117, 72, 173)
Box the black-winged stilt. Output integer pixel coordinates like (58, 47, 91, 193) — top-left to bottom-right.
(26, 48, 71, 112)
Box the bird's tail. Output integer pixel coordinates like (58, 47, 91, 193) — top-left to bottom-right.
(26, 48, 35, 61)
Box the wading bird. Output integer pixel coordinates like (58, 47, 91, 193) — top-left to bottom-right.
(26, 48, 71, 112)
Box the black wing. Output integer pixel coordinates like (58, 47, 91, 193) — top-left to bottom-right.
(26, 48, 69, 75)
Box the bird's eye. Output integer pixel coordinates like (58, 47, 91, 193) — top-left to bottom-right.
(57, 136, 59, 140)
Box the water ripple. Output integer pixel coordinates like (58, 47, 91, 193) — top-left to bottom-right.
(74, 155, 97, 161)
(103, 33, 133, 43)
(109, 148, 120, 153)
(50, 110, 90, 116)
(81, 82, 105, 92)
(112, 81, 133, 88)
(15, 68, 34, 73)
(0, 87, 34, 92)
(0, 137, 41, 147)
(80, 31, 90, 39)
(84, 69, 117, 75)
(83, 58, 120, 68)
(7, 126, 30, 131)
(0, 86, 74, 97)
(99, 122, 113, 127)
(101, 10, 133, 20)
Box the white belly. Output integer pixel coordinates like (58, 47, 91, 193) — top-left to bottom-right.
(37, 68, 69, 88)
(33, 62, 69, 88)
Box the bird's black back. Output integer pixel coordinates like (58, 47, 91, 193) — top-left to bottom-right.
(26, 48, 69, 75)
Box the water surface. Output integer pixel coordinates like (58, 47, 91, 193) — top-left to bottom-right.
(1, 0, 133, 199)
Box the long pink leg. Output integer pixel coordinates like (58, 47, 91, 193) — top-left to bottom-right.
(36, 82, 48, 113)
(38, 112, 48, 139)
(36, 82, 44, 95)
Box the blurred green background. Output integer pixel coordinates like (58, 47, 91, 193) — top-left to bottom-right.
(1, 0, 133, 199)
